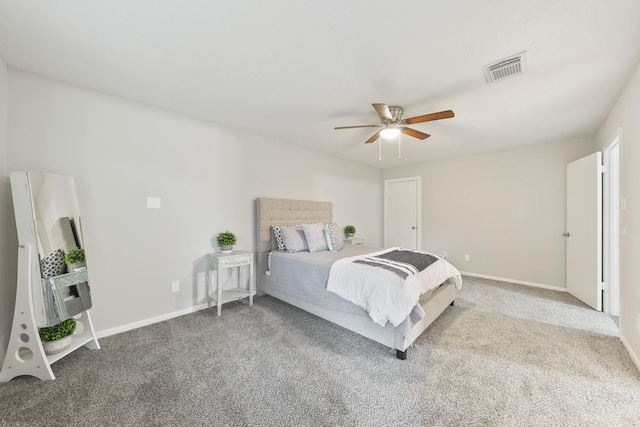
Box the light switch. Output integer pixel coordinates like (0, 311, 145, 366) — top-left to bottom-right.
(147, 197, 161, 209)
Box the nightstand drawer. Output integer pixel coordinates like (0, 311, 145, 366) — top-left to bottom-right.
(215, 254, 252, 269)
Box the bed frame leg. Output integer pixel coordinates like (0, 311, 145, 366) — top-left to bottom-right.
(396, 349, 407, 360)
(450, 300, 455, 306)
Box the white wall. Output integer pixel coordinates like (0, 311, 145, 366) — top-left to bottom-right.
(4, 70, 383, 339)
(382, 138, 597, 288)
(596, 61, 640, 368)
(0, 56, 11, 364)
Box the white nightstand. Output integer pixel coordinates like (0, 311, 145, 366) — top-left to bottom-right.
(208, 251, 254, 316)
(344, 237, 365, 245)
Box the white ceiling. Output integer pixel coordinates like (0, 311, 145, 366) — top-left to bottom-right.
(1, 0, 639, 168)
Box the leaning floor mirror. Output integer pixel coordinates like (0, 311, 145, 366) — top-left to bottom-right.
(0, 171, 99, 382)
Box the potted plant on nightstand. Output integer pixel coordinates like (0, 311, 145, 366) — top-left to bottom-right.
(65, 247, 86, 271)
(39, 318, 76, 355)
(217, 231, 237, 253)
(344, 225, 356, 239)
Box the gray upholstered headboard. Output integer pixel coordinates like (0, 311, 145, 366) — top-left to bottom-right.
(255, 198, 332, 289)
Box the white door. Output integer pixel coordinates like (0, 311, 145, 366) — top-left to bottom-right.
(566, 152, 602, 311)
(384, 177, 420, 249)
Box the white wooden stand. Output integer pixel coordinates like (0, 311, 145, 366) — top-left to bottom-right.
(0, 244, 100, 382)
(208, 251, 255, 316)
(1, 171, 99, 382)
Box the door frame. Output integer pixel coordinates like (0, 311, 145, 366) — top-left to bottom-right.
(602, 126, 622, 316)
(384, 176, 421, 249)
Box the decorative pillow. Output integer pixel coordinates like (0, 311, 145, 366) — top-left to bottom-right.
(280, 227, 309, 253)
(324, 229, 333, 251)
(40, 249, 67, 279)
(325, 223, 345, 252)
(301, 222, 329, 253)
(272, 224, 303, 251)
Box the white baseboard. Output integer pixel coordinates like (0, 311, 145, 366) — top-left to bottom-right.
(460, 271, 566, 292)
(621, 335, 640, 373)
(96, 303, 210, 339)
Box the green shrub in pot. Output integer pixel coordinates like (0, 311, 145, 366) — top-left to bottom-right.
(344, 225, 356, 237)
(39, 318, 76, 343)
(216, 231, 237, 253)
(64, 248, 85, 266)
(39, 318, 77, 355)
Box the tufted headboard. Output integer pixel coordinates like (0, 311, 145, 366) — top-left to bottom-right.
(255, 198, 332, 289)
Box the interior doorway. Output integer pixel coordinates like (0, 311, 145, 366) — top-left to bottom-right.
(384, 177, 421, 249)
(603, 127, 621, 317)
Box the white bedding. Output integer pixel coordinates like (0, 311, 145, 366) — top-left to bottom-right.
(326, 248, 462, 327)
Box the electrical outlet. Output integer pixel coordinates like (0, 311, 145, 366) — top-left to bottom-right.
(465, 254, 470, 261)
(171, 281, 180, 293)
(442, 252, 448, 259)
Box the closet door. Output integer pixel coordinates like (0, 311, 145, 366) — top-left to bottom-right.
(384, 177, 421, 250)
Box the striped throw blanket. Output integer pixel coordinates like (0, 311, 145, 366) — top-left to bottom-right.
(327, 248, 462, 328)
(353, 249, 440, 279)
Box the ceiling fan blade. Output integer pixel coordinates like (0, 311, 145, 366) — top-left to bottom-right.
(364, 131, 381, 144)
(372, 103, 392, 121)
(334, 124, 380, 130)
(401, 127, 431, 140)
(404, 110, 455, 125)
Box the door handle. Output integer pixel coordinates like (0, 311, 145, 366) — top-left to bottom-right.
(411, 226, 416, 230)
(563, 232, 570, 237)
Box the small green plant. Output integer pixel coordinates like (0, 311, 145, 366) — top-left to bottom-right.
(64, 248, 85, 265)
(39, 318, 76, 342)
(216, 231, 237, 247)
(344, 225, 356, 235)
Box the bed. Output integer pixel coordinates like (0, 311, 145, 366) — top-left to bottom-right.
(255, 197, 461, 359)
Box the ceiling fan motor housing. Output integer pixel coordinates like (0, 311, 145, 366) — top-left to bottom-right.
(388, 106, 404, 123)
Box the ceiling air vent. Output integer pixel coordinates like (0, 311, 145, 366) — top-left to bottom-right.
(483, 51, 527, 83)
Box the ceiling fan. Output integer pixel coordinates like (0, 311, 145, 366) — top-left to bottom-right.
(334, 103, 455, 144)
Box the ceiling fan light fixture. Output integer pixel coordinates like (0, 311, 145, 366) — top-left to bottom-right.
(380, 127, 401, 139)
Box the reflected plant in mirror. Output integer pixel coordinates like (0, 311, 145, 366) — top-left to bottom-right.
(65, 248, 86, 271)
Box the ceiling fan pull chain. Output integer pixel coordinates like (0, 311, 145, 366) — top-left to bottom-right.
(398, 134, 402, 159)
(379, 135, 382, 160)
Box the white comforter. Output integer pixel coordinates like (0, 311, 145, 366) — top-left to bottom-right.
(326, 248, 462, 327)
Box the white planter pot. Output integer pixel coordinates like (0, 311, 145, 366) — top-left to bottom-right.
(68, 262, 86, 272)
(220, 246, 233, 253)
(42, 335, 72, 355)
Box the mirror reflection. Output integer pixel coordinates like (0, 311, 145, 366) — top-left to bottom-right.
(26, 171, 92, 325)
